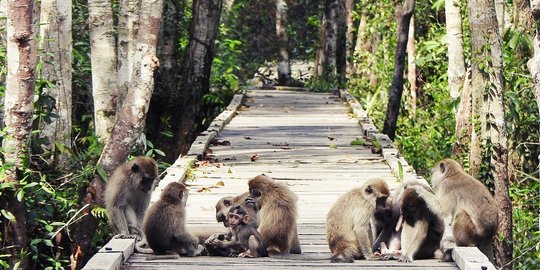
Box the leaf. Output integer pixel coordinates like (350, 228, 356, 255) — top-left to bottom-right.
(154, 149, 165, 156)
(397, 160, 404, 181)
(16, 190, 24, 202)
(215, 181, 225, 187)
(1, 209, 15, 220)
(250, 154, 258, 162)
(197, 187, 211, 193)
(96, 166, 107, 181)
(329, 144, 337, 149)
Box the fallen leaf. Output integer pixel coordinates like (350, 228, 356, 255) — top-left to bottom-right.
(244, 136, 252, 140)
(250, 154, 258, 162)
(327, 136, 335, 141)
(197, 187, 211, 193)
(215, 181, 225, 187)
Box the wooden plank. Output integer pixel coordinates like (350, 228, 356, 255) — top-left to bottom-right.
(452, 247, 496, 270)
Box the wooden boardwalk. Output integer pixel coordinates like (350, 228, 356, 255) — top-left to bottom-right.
(85, 88, 495, 269)
(124, 89, 458, 269)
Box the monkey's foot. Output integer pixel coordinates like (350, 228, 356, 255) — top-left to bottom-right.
(238, 251, 255, 258)
(397, 255, 413, 263)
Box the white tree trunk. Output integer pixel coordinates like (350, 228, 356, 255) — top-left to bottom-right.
(2, 0, 36, 267)
(88, 0, 118, 142)
(345, 0, 354, 76)
(276, 0, 291, 85)
(528, 0, 540, 118)
(38, 0, 72, 166)
(117, 0, 140, 105)
(446, 0, 466, 100)
(99, 0, 164, 170)
(407, 16, 416, 115)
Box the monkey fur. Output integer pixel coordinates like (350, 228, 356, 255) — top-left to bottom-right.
(247, 174, 301, 256)
(210, 205, 268, 258)
(105, 156, 158, 239)
(398, 181, 444, 262)
(143, 182, 204, 256)
(327, 178, 390, 262)
(414, 158, 499, 261)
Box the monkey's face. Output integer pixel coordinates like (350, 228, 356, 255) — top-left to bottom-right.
(140, 175, 156, 193)
(227, 211, 243, 228)
(430, 161, 446, 188)
(248, 188, 262, 208)
(216, 197, 233, 226)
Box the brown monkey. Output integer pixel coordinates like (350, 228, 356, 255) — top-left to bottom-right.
(415, 159, 498, 261)
(210, 205, 268, 258)
(327, 178, 390, 262)
(105, 156, 158, 239)
(215, 193, 258, 227)
(398, 182, 444, 262)
(143, 182, 204, 256)
(247, 174, 301, 255)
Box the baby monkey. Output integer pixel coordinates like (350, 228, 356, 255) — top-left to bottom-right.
(211, 205, 267, 258)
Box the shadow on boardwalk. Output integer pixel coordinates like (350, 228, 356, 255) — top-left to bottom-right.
(124, 89, 459, 270)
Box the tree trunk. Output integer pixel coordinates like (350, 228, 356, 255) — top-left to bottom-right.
(147, 0, 181, 162)
(323, 0, 338, 81)
(336, 0, 347, 84)
(446, 0, 466, 100)
(528, 0, 540, 118)
(38, 0, 72, 169)
(468, 0, 512, 267)
(276, 0, 292, 86)
(0, 0, 6, 127)
(345, 0, 354, 76)
(117, 0, 141, 105)
(88, 0, 118, 142)
(71, 1, 164, 268)
(453, 68, 473, 158)
(175, 0, 222, 156)
(1, 1, 37, 268)
(494, 0, 505, 35)
(313, 2, 326, 80)
(513, 0, 534, 30)
(407, 16, 416, 116)
(382, 0, 415, 140)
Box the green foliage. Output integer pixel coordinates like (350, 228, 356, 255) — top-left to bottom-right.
(510, 170, 540, 269)
(350, 138, 365, 146)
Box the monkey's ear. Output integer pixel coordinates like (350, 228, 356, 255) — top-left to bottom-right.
(131, 163, 140, 173)
(365, 185, 373, 194)
(223, 199, 232, 207)
(439, 162, 446, 173)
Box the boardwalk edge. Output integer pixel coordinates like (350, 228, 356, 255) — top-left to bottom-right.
(83, 93, 245, 270)
(339, 89, 495, 270)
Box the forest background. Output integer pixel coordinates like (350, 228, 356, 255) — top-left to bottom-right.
(0, 0, 538, 269)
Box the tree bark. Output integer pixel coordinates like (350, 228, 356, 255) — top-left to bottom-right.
(38, 0, 72, 169)
(71, 1, 164, 268)
(323, 0, 337, 81)
(468, 0, 512, 267)
(1, 0, 37, 268)
(453, 68, 473, 158)
(528, 0, 540, 118)
(175, 0, 222, 156)
(117, 0, 141, 105)
(382, 0, 415, 140)
(407, 16, 416, 116)
(88, 0, 118, 142)
(513, 0, 534, 30)
(0, 0, 6, 127)
(446, 0, 466, 100)
(345, 0, 354, 76)
(276, 0, 292, 86)
(147, 0, 181, 161)
(313, 2, 326, 80)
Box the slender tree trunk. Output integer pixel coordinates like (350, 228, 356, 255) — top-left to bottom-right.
(71, 1, 164, 268)
(407, 16, 416, 116)
(313, 2, 326, 80)
(382, 0, 415, 140)
(175, 0, 222, 156)
(468, 0, 512, 267)
(446, 0, 466, 100)
(0, 0, 6, 127)
(1, 1, 36, 268)
(88, 0, 118, 142)
(336, 0, 347, 84)
(453, 68, 473, 158)
(147, 0, 181, 162)
(323, 0, 338, 81)
(494, 0, 505, 35)
(38, 0, 72, 169)
(117, 0, 141, 105)
(276, 0, 292, 86)
(345, 0, 354, 76)
(529, 0, 540, 118)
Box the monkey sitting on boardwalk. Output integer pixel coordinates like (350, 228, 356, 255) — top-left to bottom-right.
(327, 178, 390, 262)
(414, 159, 499, 261)
(209, 205, 268, 258)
